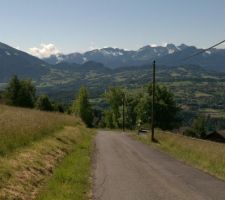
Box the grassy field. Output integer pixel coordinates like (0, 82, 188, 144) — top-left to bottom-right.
(0, 105, 95, 200)
(0, 105, 80, 156)
(130, 130, 225, 180)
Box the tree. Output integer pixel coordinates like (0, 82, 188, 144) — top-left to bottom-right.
(124, 94, 139, 129)
(4, 76, 36, 108)
(103, 109, 114, 128)
(73, 87, 93, 127)
(52, 102, 64, 113)
(104, 87, 124, 128)
(36, 95, 53, 111)
(148, 84, 181, 130)
(135, 85, 180, 130)
(192, 115, 207, 138)
(184, 115, 207, 138)
(135, 94, 151, 126)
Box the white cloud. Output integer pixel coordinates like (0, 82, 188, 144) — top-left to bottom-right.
(29, 43, 61, 58)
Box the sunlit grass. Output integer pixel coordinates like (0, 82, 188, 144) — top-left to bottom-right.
(37, 128, 95, 200)
(130, 130, 225, 180)
(0, 105, 81, 156)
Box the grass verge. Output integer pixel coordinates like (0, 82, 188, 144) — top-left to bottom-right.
(129, 130, 225, 180)
(37, 128, 95, 200)
(0, 126, 94, 200)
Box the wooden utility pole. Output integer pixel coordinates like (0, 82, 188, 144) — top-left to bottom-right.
(151, 60, 156, 141)
(122, 93, 125, 132)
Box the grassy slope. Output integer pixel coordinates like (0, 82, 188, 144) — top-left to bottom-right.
(0, 105, 95, 200)
(0, 105, 80, 156)
(130, 130, 225, 180)
(37, 128, 95, 200)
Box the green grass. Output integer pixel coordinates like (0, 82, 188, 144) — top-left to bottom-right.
(0, 105, 95, 200)
(0, 105, 80, 156)
(37, 128, 95, 200)
(0, 126, 92, 200)
(130, 130, 225, 180)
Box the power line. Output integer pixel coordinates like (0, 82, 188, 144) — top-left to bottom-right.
(182, 39, 225, 61)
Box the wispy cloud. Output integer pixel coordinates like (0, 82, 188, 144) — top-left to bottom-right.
(29, 43, 61, 58)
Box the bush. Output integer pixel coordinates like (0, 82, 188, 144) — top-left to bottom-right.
(183, 115, 207, 138)
(36, 95, 53, 111)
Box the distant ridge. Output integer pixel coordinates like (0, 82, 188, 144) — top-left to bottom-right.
(43, 44, 225, 71)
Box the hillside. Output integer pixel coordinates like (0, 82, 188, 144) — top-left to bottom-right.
(0, 105, 94, 200)
(0, 42, 50, 82)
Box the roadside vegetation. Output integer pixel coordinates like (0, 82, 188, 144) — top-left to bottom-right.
(100, 84, 180, 130)
(37, 128, 94, 200)
(0, 104, 95, 200)
(0, 104, 79, 156)
(130, 130, 225, 180)
(72, 87, 93, 127)
(3, 75, 65, 112)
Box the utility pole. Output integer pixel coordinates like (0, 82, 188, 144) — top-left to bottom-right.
(151, 60, 156, 141)
(122, 93, 125, 132)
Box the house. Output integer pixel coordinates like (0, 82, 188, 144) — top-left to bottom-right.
(205, 130, 225, 143)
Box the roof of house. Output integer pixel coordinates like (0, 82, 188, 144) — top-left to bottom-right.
(206, 130, 225, 139)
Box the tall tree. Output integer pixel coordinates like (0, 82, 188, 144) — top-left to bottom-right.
(4, 75, 21, 106)
(148, 84, 181, 130)
(104, 87, 124, 128)
(133, 85, 180, 130)
(73, 87, 93, 127)
(4, 76, 36, 108)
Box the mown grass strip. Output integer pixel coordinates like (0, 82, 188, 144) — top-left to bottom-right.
(129, 130, 225, 180)
(37, 128, 95, 200)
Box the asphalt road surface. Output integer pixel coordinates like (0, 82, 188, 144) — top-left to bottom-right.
(93, 131, 225, 200)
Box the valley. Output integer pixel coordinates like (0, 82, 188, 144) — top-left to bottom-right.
(35, 63, 225, 127)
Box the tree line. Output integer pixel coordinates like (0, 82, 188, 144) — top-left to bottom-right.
(2, 76, 209, 137)
(3, 76, 64, 112)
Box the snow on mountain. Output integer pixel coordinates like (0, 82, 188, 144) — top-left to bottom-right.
(42, 43, 225, 71)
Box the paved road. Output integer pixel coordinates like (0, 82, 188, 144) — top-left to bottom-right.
(93, 131, 225, 200)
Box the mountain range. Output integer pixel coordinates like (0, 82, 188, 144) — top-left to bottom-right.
(1, 41, 225, 112)
(0, 41, 225, 85)
(43, 43, 225, 71)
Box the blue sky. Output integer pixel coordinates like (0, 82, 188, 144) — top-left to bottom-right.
(0, 0, 225, 56)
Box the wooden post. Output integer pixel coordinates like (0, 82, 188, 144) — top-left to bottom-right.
(151, 60, 156, 141)
(122, 93, 125, 132)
